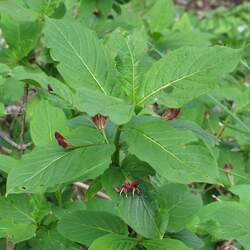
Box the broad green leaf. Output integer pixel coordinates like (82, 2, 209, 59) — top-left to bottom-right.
(171, 229, 204, 250)
(0, 103, 5, 116)
(137, 47, 242, 106)
(0, 78, 24, 103)
(146, 0, 175, 33)
(0, 155, 18, 173)
(12, 66, 74, 106)
(30, 100, 69, 146)
(157, 184, 202, 232)
(230, 185, 250, 208)
(53, 201, 86, 220)
(7, 144, 114, 194)
(0, 219, 36, 244)
(0, 0, 38, 22)
(0, 195, 35, 223)
(157, 31, 211, 50)
(124, 117, 219, 184)
(0, 194, 37, 243)
(118, 195, 166, 239)
(218, 149, 250, 186)
(142, 238, 191, 250)
(75, 87, 134, 125)
(29, 228, 80, 250)
(89, 234, 136, 250)
(0, 13, 41, 62)
(26, 0, 61, 16)
(57, 211, 127, 246)
(199, 201, 250, 240)
(86, 198, 118, 216)
(44, 17, 116, 94)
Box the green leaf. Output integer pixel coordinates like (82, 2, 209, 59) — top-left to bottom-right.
(199, 201, 250, 240)
(0, 103, 5, 116)
(118, 195, 165, 239)
(230, 185, 250, 207)
(0, 78, 24, 103)
(29, 228, 80, 250)
(171, 229, 204, 250)
(75, 87, 134, 125)
(146, 0, 175, 33)
(0, 155, 18, 174)
(157, 184, 202, 232)
(12, 66, 74, 107)
(89, 234, 136, 250)
(124, 117, 219, 184)
(30, 100, 69, 146)
(106, 29, 147, 104)
(57, 211, 127, 246)
(44, 17, 116, 94)
(0, 220, 36, 244)
(142, 238, 191, 250)
(0, 13, 41, 62)
(7, 144, 114, 194)
(0, 0, 38, 22)
(137, 47, 242, 106)
(0, 194, 37, 243)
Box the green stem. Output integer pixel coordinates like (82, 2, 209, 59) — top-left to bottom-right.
(101, 129, 109, 144)
(55, 188, 63, 207)
(112, 126, 122, 166)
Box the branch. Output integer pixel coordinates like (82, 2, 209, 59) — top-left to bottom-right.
(0, 130, 32, 151)
(19, 83, 29, 156)
(74, 182, 111, 200)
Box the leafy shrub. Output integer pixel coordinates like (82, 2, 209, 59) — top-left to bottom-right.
(0, 0, 249, 249)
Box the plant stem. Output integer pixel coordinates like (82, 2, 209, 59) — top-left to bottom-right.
(19, 83, 29, 157)
(6, 239, 15, 250)
(112, 126, 122, 166)
(101, 129, 109, 144)
(55, 188, 63, 207)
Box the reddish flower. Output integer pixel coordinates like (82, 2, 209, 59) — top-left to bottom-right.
(55, 131, 70, 148)
(48, 84, 53, 93)
(115, 180, 140, 197)
(224, 163, 233, 173)
(91, 114, 107, 129)
(162, 108, 181, 120)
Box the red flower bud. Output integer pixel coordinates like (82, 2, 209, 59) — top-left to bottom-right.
(115, 180, 140, 195)
(48, 84, 53, 93)
(224, 163, 233, 173)
(91, 114, 107, 129)
(162, 108, 181, 120)
(55, 131, 70, 148)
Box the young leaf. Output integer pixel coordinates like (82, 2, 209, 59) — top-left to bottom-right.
(137, 47, 242, 106)
(146, 0, 175, 33)
(44, 17, 117, 95)
(124, 117, 219, 184)
(57, 211, 127, 246)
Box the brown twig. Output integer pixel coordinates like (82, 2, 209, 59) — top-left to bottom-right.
(0, 130, 32, 151)
(0, 145, 12, 155)
(19, 83, 29, 156)
(73, 0, 79, 18)
(6, 239, 15, 250)
(74, 182, 111, 200)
